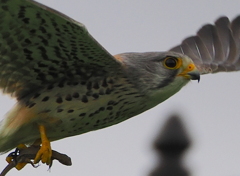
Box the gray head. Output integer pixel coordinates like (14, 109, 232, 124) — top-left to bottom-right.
(114, 51, 200, 104)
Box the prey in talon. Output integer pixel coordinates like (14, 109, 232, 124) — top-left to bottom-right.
(0, 146, 72, 176)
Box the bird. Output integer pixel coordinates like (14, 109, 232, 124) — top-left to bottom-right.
(0, 0, 239, 170)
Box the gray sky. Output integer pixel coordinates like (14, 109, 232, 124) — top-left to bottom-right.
(1, 0, 240, 176)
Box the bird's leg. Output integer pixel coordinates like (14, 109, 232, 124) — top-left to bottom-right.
(34, 125, 52, 165)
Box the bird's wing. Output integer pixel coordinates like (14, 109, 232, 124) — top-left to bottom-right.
(170, 16, 240, 74)
(0, 0, 121, 99)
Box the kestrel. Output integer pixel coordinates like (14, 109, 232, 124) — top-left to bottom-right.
(0, 0, 240, 170)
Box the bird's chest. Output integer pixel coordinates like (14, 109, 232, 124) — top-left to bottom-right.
(23, 77, 147, 140)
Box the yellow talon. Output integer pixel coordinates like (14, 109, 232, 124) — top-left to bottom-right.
(6, 144, 28, 170)
(15, 163, 27, 170)
(34, 125, 52, 165)
(15, 144, 28, 170)
(17, 144, 28, 149)
(5, 156, 12, 164)
(5, 126, 52, 170)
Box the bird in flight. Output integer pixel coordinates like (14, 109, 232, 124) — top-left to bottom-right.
(0, 0, 239, 170)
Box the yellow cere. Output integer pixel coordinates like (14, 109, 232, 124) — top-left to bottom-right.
(177, 63, 197, 78)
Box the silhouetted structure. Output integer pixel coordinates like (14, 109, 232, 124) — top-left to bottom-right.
(149, 115, 191, 176)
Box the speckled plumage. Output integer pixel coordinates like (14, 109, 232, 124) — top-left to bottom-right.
(0, 0, 240, 154)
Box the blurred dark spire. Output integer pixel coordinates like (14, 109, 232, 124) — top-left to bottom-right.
(149, 115, 191, 176)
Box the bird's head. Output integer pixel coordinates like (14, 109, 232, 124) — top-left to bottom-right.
(115, 51, 200, 105)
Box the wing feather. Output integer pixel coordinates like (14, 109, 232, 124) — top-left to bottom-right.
(170, 16, 240, 74)
(0, 0, 121, 99)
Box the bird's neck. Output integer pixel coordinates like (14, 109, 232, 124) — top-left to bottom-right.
(146, 78, 190, 109)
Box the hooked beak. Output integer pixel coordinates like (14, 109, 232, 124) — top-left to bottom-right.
(187, 70, 200, 82)
(178, 63, 200, 82)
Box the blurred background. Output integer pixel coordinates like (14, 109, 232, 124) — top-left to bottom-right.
(0, 0, 240, 176)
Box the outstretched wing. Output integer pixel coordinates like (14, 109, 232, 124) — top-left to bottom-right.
(0, 0, 121, 99)
(170, 16, 240, 74)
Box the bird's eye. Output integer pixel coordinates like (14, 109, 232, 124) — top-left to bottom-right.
(163, 56, 181, 69)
